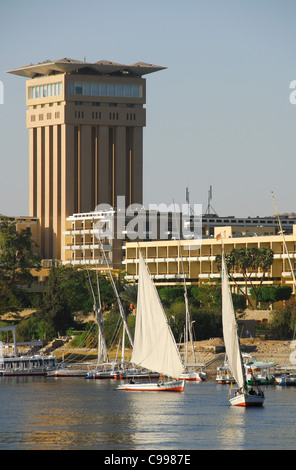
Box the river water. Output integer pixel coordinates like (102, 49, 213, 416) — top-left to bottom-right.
(0, 376, 295, 451)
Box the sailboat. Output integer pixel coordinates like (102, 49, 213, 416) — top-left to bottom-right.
(173, 203, 206, 382)
(178, 262, 206, 382)
(118, 251, 185, 392)
(221, 244, 265, 406)
(86, 225, 134, 380)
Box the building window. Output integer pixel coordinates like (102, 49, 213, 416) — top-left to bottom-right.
(100, 83, 107, 96)
(67, 81, 142, 98)
(117, 84, 124, 97)
(75, 83, 83, 95)
(28, 82, 63, 99)
(92, 111, 100, 119)
(91, 83, 99, 96)
(68, 82, 74, 94)
(84, 83, 91, 95)
(108, 84, 115, 96)
(125, 84, 132, 97)
(133, 84, 140, 97)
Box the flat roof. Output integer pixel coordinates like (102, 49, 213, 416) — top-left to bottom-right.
(7, 58, 166, 78)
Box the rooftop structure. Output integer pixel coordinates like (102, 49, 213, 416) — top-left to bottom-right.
(8, 58, 165, 260)
(7, 58, 166, 78)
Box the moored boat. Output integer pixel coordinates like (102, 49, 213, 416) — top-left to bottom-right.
(220, 240, 264, 407)
(229, 387, 265, 407)
(179, 370, 206, 382)
(118, 379, 184, 392)
(47, 365, 89, 377)
(118, 251, 186, 392)
(245, 361, 275, 385)
(275, 366, 296, 386)
(216, 364, 235, 384)
(275, 374, 296, 386)
(0, 354, 57, 377)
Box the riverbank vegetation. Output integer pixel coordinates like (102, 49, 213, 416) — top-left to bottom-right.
(0, 217, 295, 346)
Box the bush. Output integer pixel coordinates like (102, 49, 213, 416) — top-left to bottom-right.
(269, 300, 296, 339)
(166, 301, 222, 342)
(250, 285, 292, 305)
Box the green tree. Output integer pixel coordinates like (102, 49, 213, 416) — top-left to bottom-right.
(166, 301, 223, 342)
(250, 285, 292, 308)
(191, 282, 221, 309)
(216, 247, 274, 309)
(0, 216, 41, 313)
(120, 284, 138, 307)
(36, 264, 74, 339)
(50, 265, 119, 315)
(269, 300, 296, 339)
(158, 286, 186, 308)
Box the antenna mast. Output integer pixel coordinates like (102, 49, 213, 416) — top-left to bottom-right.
(205, 185, 217, 215)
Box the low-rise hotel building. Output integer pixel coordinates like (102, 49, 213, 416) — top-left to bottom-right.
(123, 225, 296, 294)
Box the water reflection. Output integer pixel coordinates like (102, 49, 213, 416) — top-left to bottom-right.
(219, 406, 246, 449)
(24, 379, 139, 449)
(120, 386, 188, 449)
(0, 378, 296, 449)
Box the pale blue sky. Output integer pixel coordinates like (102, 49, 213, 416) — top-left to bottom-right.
(1, 0, 296, 218)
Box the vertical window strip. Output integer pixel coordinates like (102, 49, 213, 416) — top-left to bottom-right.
(28, 82, 63, 99)
(67, 81, 142, 98)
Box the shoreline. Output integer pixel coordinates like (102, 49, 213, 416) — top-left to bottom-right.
(50, 338, 295, 381)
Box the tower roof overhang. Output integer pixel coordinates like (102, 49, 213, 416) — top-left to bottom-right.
(7, 58, 166, 78)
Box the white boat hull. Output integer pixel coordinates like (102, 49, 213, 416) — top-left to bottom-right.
(229, 390, 265, 407)
(47, 369, 88, 377)
(179, 371, 205, 382)
(275, 376, 296, 386)
(86, 371, 118, 379)
(1, 369, 48, 376)
(118, 379, 185, 392)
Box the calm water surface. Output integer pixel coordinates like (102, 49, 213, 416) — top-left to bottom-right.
(0, 377, 295, 450)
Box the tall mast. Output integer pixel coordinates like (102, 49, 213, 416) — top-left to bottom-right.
(95, 224, 134, 347)
(84, 237, 109, 363)
(271, 192, 296, 293)
(174, 199, 196, 364)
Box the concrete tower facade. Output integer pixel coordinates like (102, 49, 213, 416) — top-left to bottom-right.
(8, 58, 165, 259)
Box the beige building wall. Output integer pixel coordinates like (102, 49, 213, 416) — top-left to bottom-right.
(63, 210, 123, 270)
(25, 76, 146, 260)
(123, 227, 296, 293)
(9, 59, 165, 261)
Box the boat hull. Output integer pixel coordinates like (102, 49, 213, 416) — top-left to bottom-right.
(118, 379, 185, 392)
(179, 371, 205, 382)
(47, 370, 88, 377)
(86, 372, 118, 379)
(246, 376, 275, 386)
(1, 370, 48, 376)
(229, 391, 264, 407)
(216, 377, 236, 384)
(275, 376, 296, 386)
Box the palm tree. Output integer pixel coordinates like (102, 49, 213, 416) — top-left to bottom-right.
(120, 284, 138, 308)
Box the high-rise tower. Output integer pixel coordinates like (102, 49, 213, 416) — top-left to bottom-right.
(8, 58, 165, 259)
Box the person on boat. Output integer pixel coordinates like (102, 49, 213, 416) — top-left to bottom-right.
(249, 388, 256, 395)
(129, 379, 134, 384)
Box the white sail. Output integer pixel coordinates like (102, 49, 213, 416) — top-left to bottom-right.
(221, 251, 245, 389)
(131, 252, 184, 379)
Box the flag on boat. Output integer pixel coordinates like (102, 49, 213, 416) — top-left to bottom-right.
(216, 233, 221, 240)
